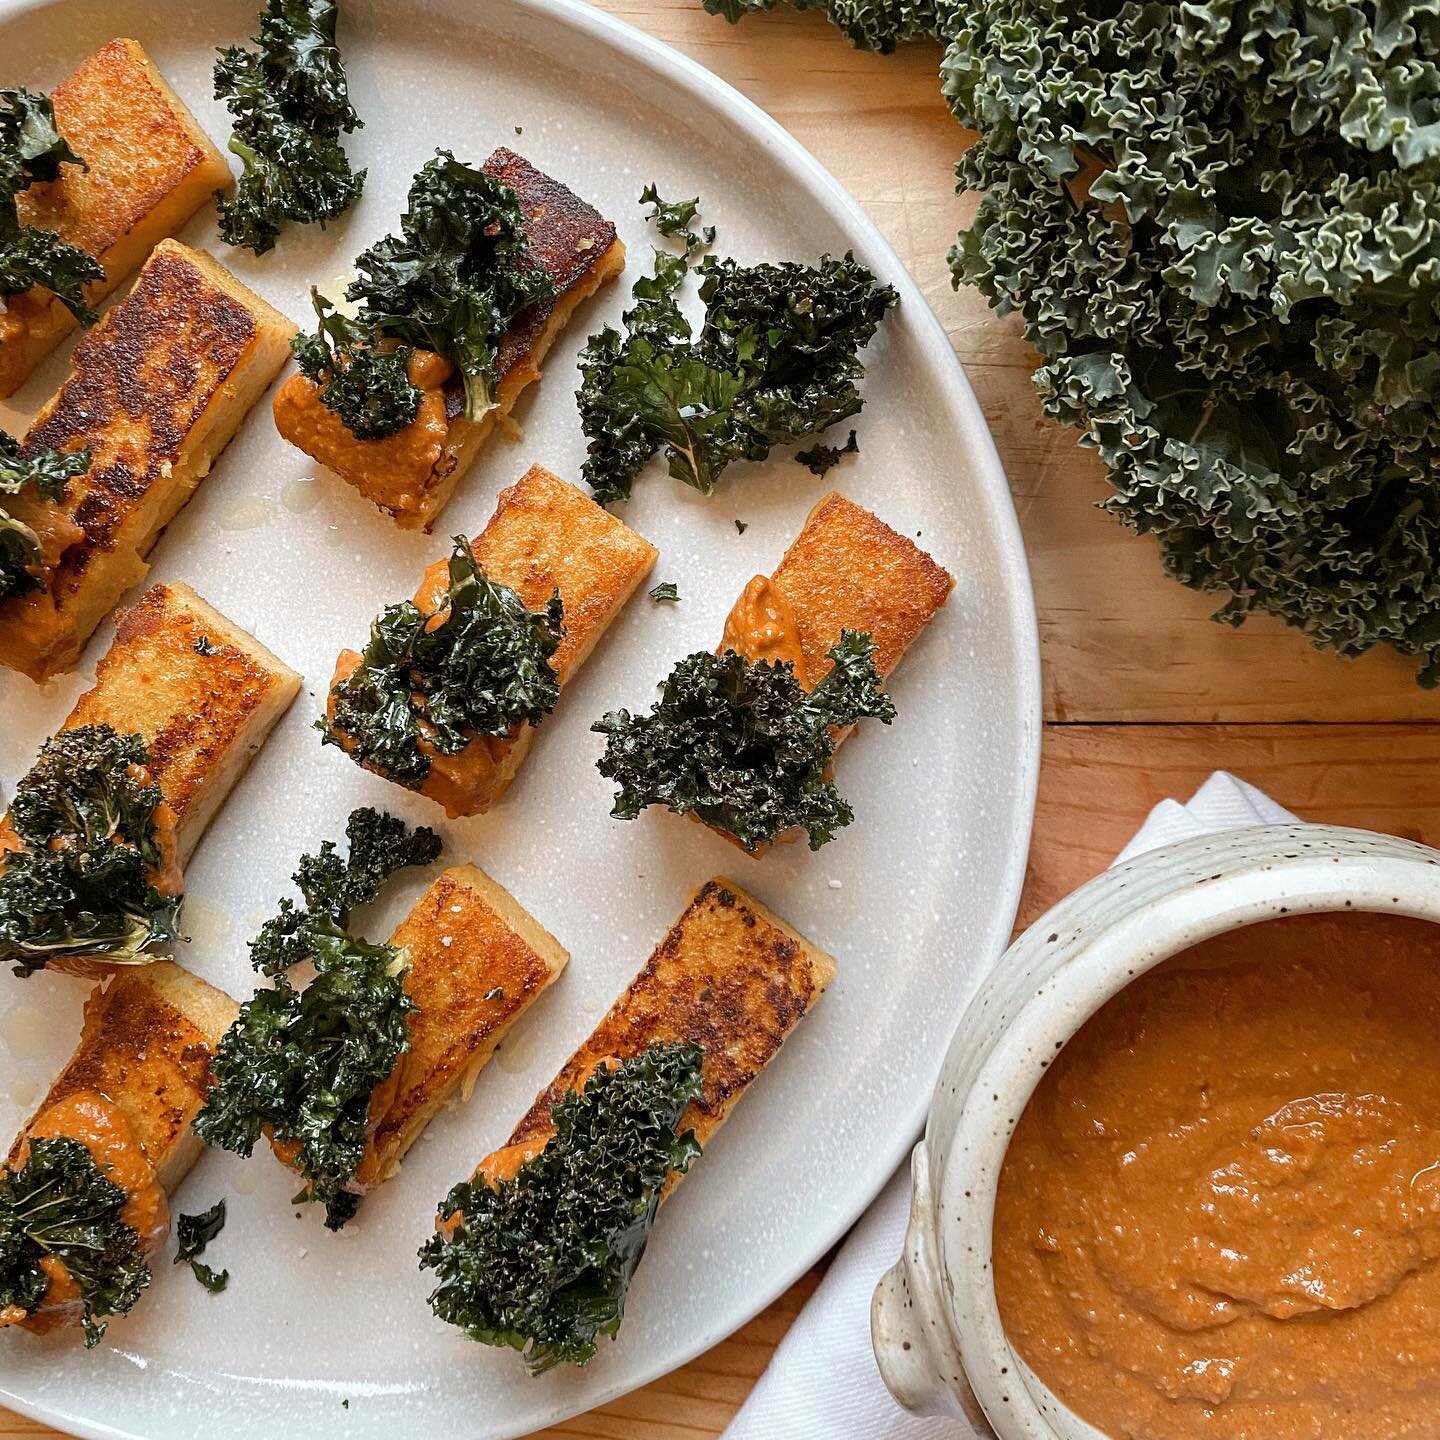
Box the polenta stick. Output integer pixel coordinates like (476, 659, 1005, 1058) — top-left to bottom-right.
(273, 149, 626, 530)
(422, 877, 834, 1373)
(595, 491, 954, 852)
(724, 490, 954, 724)
(0, 240, 294, 681)
(0, 583, 299, 979)
(324, 463, 656, 817)
(0, 39, 232, 397)
(195, 816, 566, 1227)
(355, 865, 568, 1188)
(0, 961, 238, 1344)
(60, 581, 301, 865)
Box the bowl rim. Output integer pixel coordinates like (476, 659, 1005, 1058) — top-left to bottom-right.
(940, 824, 1440, 1438)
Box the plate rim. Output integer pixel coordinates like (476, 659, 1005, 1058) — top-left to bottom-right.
(0, 0, 1042, 1435)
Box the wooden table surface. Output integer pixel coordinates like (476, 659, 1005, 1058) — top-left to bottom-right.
(5, 3, 1438, 1438)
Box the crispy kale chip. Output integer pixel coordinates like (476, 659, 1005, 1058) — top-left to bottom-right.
(577, 190, 896, 505)
(796, 428, 857, 477)
(323, 536, 564, 789)
(0, 430, 91, 602)
(593, 630, 894, 851)
(247, 805, 442, 977)
(0, 87, 103, 323)
(703, 0, 944, 51)
(640, 182, 713, 254)
(214, 0, 365, 254)
(193, 809, 439, 1228)
(174, 1198, 229, 1293)
(0, 725, 181, 978)
(294, 151, 556, 439)
(420, 1042, 704, 1374)
(0, 1135, 151, 1346)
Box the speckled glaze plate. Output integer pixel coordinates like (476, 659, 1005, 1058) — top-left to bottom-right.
(0, 2, 1040, 1435)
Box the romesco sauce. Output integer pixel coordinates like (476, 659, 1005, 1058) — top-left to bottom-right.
(993, 911, 1440, 1440)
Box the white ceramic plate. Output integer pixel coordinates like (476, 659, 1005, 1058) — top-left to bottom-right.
(0, 2, 1040, 1435)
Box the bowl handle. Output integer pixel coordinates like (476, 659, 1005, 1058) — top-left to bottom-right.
(871, 1142, 994, 1432)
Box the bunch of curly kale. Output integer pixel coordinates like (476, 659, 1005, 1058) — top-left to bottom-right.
(708, 0, 1440, 685)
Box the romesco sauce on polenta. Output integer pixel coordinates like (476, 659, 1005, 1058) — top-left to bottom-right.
(0, 1091, 166, 1332)
(993, 911, 1440, 1440)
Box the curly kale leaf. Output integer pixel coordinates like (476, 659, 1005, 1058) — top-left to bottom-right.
(593, 630, 894, 851)
(0, 1136, 151, 1346)
(292, 291, 420, 440)
(420, 1042, 704, 1373)
(578, 190, 896, 505)
(195, 932, 411, 1228)
(195, 809, 437, 1228)
(323, 536, 564, 788)
(0, 430, 91, 602)
(577, 246, 697, 503)
(707, 0, 1440, 685)
(0, 88, 103, 323)
(696, 252, 897, 432)
(935, 0, 1440, 683)
(0, 87, 81, 187)
(174, 1198, 229, 1293)
(248, 805, 440, 977)
(0, 725, 181, 978)
(0, 220, 103, 324)
(701, 0, 944, 51)
(214, 0, 365, 254)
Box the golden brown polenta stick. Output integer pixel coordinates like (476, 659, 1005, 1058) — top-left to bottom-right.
(479, 877, 834, 1186)
(353, 865, 568, 1188)
(270, 865, 567, 1206)
(59, 581, 301, 864)
(2, 960, 238, 1340)
(326, 464, 656, 817)
(0, 39, 231, 397)
(273, 149, 625, 530)
(0, 241, 294, 682)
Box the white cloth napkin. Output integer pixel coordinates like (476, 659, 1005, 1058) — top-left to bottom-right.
(720, 771, 1297, 1440)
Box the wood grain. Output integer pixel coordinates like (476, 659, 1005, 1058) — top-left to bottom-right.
(4, 4, 1438, 1440)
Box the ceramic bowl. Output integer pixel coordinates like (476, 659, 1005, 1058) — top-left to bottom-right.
(870, 822, 1440, 1439)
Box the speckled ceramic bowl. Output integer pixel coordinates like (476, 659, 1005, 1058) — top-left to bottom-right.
(871, 822, 1440, 1439)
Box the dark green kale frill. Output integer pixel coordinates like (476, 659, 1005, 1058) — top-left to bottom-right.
(577, 188, 896, 506)
(795, 428, 858, 478)
(0, 87, 104, 324)
(292, 150, 556, 440)
(322, 535, 564, 789)
(0, 725, 181, 978)
(214, 0, 366, 254)
(193, 808, 440, 1228)
(0, 1135, 151, 1347)
(174, 1198, 229, 1293)
(420, 1042, 704, 1374)
(592, 629, 894, 851)
(0, 430, 91, 603)
(701, 0, 943, 51)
